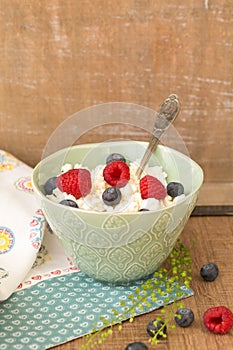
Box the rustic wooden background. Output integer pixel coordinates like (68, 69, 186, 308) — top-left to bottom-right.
(0, 0, 232, 203)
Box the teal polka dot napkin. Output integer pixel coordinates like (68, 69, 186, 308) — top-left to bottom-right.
(0, 271, 193, 350)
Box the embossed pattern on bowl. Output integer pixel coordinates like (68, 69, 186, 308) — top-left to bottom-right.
(32, 141, 203, 284)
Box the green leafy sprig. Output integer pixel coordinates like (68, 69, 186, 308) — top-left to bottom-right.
(81, 239, 194, 349)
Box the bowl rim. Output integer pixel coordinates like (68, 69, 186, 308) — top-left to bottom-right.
(32, 141, 204, 216)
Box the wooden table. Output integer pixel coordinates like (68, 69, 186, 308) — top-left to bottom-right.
(1, 1, 232, 348)
(52, 214, 233, 350)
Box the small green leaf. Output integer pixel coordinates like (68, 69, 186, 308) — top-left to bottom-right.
(118, 324, 122, 331)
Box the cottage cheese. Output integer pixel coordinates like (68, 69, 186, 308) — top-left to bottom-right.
(47, 161, 185, 212)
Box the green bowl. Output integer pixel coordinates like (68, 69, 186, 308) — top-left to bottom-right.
(32, 141, 203, 284)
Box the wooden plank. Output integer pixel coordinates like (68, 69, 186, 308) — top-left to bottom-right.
(192, 182, 233, 215)
(0, 0, 232, 184)
(196, 181, 233, 208)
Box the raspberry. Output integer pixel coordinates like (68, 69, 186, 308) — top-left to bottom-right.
(103, 161, 130, 188)
(203, 306, 233, 334)
(140, 175, 166, 200)
(56, 168, 92, 199)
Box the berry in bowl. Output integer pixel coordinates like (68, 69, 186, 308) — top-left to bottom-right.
(32, 140, 203, 284)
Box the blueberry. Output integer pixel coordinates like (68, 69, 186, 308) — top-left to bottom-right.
(44, 176, 57, 195)
(174, 308, 194, 327)
(125, 342, 148, 350)
(200, 262, 219, 281)
(106, 153, 126, 164)
(146, 319, 167, 339)
(102, 187, 121, 206)
(167, 182, 184, 197)
(59, 199, 78, 208)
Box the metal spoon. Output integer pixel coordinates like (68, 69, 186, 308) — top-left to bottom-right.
(136, 94, 181, 179)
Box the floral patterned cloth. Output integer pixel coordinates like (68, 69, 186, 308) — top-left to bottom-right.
(0, 150, 78, 301)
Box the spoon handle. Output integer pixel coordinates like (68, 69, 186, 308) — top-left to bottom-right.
(136, 94, 180, 179)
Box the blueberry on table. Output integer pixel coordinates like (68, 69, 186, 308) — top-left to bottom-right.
(59, 199, 78, 208)
(200, 262, 219, 281)
(174, 308, 194, 327)
(146, 319, 167, 339)
(125, 342, 148, 350)
(166, 182, 184, 198)
(44, 176, 57, 195)
(106, 153, 126, 164)
(102, 187, 121, 206)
